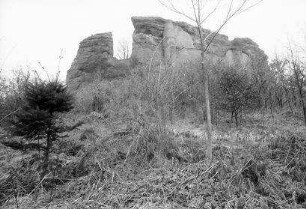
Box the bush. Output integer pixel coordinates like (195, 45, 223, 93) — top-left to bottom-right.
(0, 70, 31, 125)
(73, 81, 112, 113)
(126, 124, 185, 168)
(73, 62, 205, 124)
(5, 79, 74, 179)
(217, 66, 260, 125)
(0, 155, 40, 205)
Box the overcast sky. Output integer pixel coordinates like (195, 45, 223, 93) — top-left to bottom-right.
(0, 0, 305, 80)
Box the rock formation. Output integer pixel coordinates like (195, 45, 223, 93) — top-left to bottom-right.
(131, 16, 267, 68)
(67, 16, 268, 92)
(67, 33, 130, 92)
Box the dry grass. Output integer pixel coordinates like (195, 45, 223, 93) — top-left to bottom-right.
(1, 63, 306, 208)
(1, 110, 306, 209)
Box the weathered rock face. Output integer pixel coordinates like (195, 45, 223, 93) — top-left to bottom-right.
(67, 33, 130, 92)
(131, 16, 267, 69)
(67, 16, 268, 92)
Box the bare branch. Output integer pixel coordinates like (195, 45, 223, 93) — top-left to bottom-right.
(159, 0, 196, 22)
(200, 0, 222, 24)
(159, 0, 264, 161)
(116, 40, 131, 59)
(202, 0, 263, 53)
(237, 0, 263, 14)
(191, 0, 199, 23)
(160, 0, 263, 54)
(0, 107, 21, 123)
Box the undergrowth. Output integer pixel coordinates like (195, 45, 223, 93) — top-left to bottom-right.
(1, 64, 306, 208)
(2, 123, 305, 209)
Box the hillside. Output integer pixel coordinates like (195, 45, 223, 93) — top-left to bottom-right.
(1, 14, 306, 209)
(1, 110, 306, 208)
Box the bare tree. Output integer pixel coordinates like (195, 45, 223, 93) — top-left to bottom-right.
(159, 0, 263, 162)
(288, 45, 306, 125)
(116, 39, 131, 60)
(268, 56, 289, 111)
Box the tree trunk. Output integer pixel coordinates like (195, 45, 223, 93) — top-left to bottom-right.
(298, 87, 306, 126)
(41, 134, 52, 180)
(198, 25, 213, 163)
(204, 64, 213, 162)
(302, 105, 306, 126)
(284, 87, 294, 113)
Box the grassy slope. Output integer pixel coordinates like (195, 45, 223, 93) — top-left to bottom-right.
(1, 110, 306, 208)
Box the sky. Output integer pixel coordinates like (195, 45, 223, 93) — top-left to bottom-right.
(0, 0, 306, 81)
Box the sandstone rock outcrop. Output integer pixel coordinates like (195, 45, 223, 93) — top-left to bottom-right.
(67, 16, 268, 92)
(67, 33, 130, 92)
(131, 16, 267, 69)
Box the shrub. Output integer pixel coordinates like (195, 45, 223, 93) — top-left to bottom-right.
(0, 70, 31, 125)
(5, 79, 74, 179)
(0, 156, 40, 205)
(217, 66, 259, 125)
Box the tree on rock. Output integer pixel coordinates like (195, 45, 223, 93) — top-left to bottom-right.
(7, 80, 74, 179)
